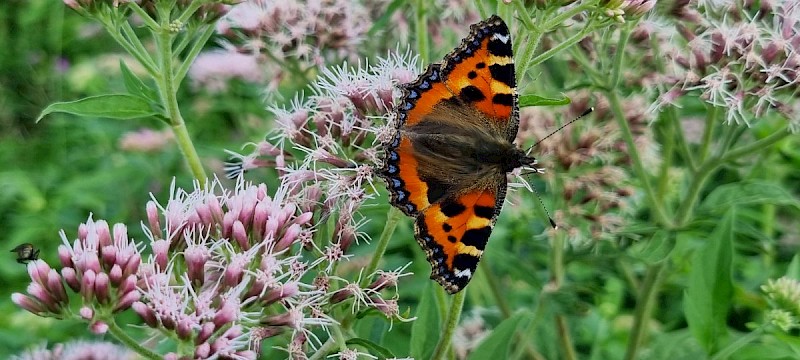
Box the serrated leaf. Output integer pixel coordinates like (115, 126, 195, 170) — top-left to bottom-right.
(519, 93, 571, 107)
(410, 283, 441, 360)
(345, 338, 395, 360)
(468, 313, 526, 360)
(701, 181, 800, 211)
(119, 60, 159, 102)
(684, 209, 734, 355)
(629, 230, 675, 264)
(36, 94, 159, 122)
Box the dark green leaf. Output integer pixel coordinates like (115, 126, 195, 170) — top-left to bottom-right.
(519, 93, 571, 107)
(346, 338, 395, 360)
(468, 312, 526, 360)
(119, 60, 159, 102)
(628, 230, 675, 264)
(701, 181, 800, 211)
(410, 283, 441, 360)
(684, 209, 734, 354)
(36, 94, 159, 122)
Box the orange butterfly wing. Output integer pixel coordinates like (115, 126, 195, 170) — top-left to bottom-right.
(381, 15, 518, 294)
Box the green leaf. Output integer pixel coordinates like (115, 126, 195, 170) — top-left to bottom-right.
(410, 283, 441, 360)
(786, 254, 800, 281)
(684, 209, 735, 355)
(36, 94, 159, 122)
(119, 60, 159, 102)
(701, 181, 800, 211)
(468, 313, 526, 360)
(628, 230, 675, 265)
(519, 93, 571, 107)
(345, 338, 395, 360)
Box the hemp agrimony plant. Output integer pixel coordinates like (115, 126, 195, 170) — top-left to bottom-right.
(11, 0, 800, 359)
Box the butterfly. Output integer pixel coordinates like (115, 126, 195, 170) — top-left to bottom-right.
(379, 15, 538, 294)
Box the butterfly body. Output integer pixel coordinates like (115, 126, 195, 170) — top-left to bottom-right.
(380, 15, 533, 294)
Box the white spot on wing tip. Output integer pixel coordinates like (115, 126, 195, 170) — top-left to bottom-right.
(492, 33, 510, 44)
(454, 268, 472, 278)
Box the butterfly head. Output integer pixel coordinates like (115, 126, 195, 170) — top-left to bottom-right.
(501, 148, 537, 173)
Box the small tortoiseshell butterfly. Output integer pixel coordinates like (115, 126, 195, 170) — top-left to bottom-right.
(380, 15, 536, 294)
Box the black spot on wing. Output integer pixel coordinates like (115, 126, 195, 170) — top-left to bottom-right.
(452, 253, 480, 272)
(443, 223, 452, 232)
(474, 205, 495, 220)
(440, 199, 466, 217)
(423, 177, 450, 204)
(476, 62, 486, 69)
(467, 71, 478, 79)
(489, 63, 515, 88)
(492, 93, 514, 106)
(447, 235, 457, 243)
(461, 226, 491, 250)
(487, 38, 512, 57)
(459, 85, 486, 103)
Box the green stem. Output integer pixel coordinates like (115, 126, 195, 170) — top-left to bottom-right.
(700, 105, 718, 162)
(359, 207, 402, 287)
(551, 233, 577, 360)
(331, 324, 348, 352)
(430, 289, 467, 360)
(623, 262, 667, 360)
(606, 91, 671, 227)
(610, 21, 634, 88)
(656, 112, 675, 202)
(174, 24, 217, 84)
(667, 106, 697, 172)
(106, 319, 161, 360)
(555, 315, 578, 360)
(543, 2, 597, 30)
(414, 0, 429, 64)
(309, 338, 338, 360)
(720, 127, 790, 163)
(127, 2, 160, 29)
(155, 28, 207, 182)
(526, 20, 594, 70)
(482, 264, 512, 318)
(710, 326, 766, 360)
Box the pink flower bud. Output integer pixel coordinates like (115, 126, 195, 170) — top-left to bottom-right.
(28, 260, 51, 285)
(90, 321, 108, 334)
(47, 269, 69, 305)
(119, 274, 137, 295)
(58, 245, 73, 268)
(123, 253, 141, 278)
(185, 247, 208, 285)
(213, 299, 239, 328)
(294, 211, 313, 225)
(152, 239, 169, 271)
(275, 224, 301, 251)
(12, 293, 46, 315)
(109, 264, 123, 286)
(252, 201, 270, 241)
(101, 245, 118, 269)
(177, 318, 193, 340)
(79, 306, 94, 320)
(133, 301, 158, 327)
(233, 220, 250, 250)
(81, 270, 96, 302)
(261, 282, 299, 305)
(146, 201, 163, 240)
(197, 322, 216, 344)
(222, 211, 237, 240)
(62, 267, 81, 292)
(195, 342, 211, 358)
(96, 220, 112, 248)
(195, 203, 214, 226)
(94, 272, 110, 304)
(114, 290, 140, 313)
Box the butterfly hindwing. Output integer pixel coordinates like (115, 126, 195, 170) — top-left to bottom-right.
(441, 15, 518, 141)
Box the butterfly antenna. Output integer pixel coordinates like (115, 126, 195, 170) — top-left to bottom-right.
(530, 107, 594, 150)
(530, 183, 558, 229)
